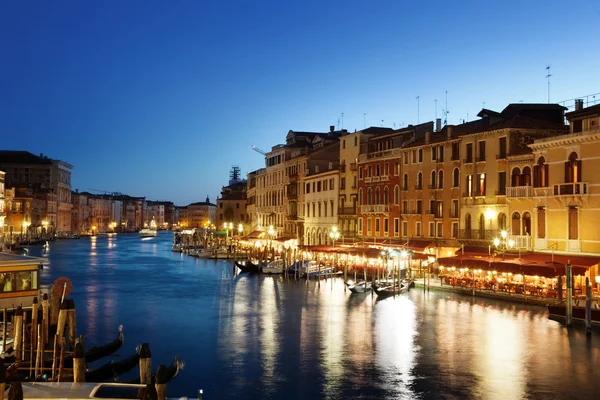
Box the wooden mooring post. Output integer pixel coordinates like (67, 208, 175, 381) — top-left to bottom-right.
(42, 293, 49, 345)
(139, 343, 152, 384)
(66, 299, 77, 350)
(14, 307, 23, 362)
(73, 342, 86, 382)
(155, 364, 168, 400)
(8, 382, 23, 400)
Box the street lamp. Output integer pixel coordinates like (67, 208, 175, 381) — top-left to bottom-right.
(238, 223, 243, 236)
(493, 230, 514, 260)
(329, 226, 340, 247)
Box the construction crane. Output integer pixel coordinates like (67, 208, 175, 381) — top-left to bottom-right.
(251, 145, 267, 156)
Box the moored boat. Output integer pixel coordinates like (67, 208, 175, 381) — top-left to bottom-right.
(346, 281, 372, 293)
(289, 260, 334, 277)
(374, 281, 409, 298)
(11, 382, 191, 399)
(547, 302, 600, 324)
(262, 259, 284, 274)
(235, 260, 262, 273)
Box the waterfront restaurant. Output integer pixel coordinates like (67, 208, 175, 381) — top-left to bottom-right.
(436, 248, 600, 298)
(0, 252, 43, 309)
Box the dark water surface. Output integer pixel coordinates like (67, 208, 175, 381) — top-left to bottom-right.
(25, 233, 599, 399)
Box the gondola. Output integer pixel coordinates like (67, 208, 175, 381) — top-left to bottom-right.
(123, 356, 185, 384)
(346, 281, 372, 293)
(85, 344, 142, 382)
(373, 282, 408, 299)
(234, 260, 262, 273)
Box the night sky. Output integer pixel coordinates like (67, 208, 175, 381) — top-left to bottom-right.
(1, 0, 599, 205)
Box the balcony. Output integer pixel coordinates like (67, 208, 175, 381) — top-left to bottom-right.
(476, 156, 486, 163)
(553, 182, 588, 196)
(338, 207, 357, 216)
(507, 234, 531, 249)
(426, 210, 443, 218)
(451, 154, 460, 161)
(340, 164, 346, 173)
(506, 185, 532, 198)
(287, 192, 298, 200)
(380, 175, 389, 182)
(371, 176, 381, 183)
(496, 153, 507, 160)
(365, 177, 372, 183)
(459, 229, 500, 240)
(450, 210, 459, 218)
(360, 204, 390, 214)
(358, 148, 403, 162)
(287, 212, 298, 221)
(428, 184, 442, 191)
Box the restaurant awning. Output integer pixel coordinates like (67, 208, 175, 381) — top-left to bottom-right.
(243, 230, 264, 239)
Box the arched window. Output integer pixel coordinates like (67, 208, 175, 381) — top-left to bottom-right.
(403, 173, 408, 190)
(394, 185, 400, 204)
(367, 188, 372, 205)
(465, 213, 472, 239)
(522, 166, 532, 186)
(534, 156, 548, 187)
(479, 214, 485, 238)
(522, 212, 531, 236)
(438, 170, 444, 189)
(417, 172, 423, 189)
(384, 187, 389, 204)
(453, 168, 460, 187)
(511, 167, 521, 186)
(431, 171, 437, 188)
(511, 212, 521, 235)
(498, 213, 507, 231)
(565, 152, 581, 183)
(375, 187, 381, 204)
(358, 188, 363, 205)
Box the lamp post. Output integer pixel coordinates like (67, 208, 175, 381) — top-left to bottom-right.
(268, 225, 275, 259)
(42, 220, 49, 239)
(329, 226, 340, 247)
(493, 230, 515, 260)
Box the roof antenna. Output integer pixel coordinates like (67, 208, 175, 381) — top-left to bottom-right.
(546, 66, 552, 103)
(416, 95, 420, 124)
(443, 90, 449, 126)
(341, 112, 344, 130)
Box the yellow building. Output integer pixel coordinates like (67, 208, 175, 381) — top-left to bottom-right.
(526, 101, 600, 261)
(460, 104, 567, 250)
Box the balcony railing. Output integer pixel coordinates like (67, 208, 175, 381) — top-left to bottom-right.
(380, 175, 389, 182)
(506, 185, 532, 198)
(459, 229, 500, 240)
(463, 158, 473, 164)
(338, 207, 357, 216)
(287, 192, 298, 200)
(553, 182, 588, 196)
(426, 210, 443, 218)
(358, 148, 403, 162)
(365, 177, 372, 183)
(360, 204, 390, 214)
(507, 234, 531, 249)
(451, 154, 460, 161)
(496, 153, 507, 160)
(371, 176, 381, 183)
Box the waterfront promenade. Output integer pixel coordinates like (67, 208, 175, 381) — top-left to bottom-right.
(24, 233, 600, 399)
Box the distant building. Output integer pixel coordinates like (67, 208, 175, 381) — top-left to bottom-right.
(0, 151, 73, 233)
(216, 174, 247, 231)
(179, 196, 216, 228)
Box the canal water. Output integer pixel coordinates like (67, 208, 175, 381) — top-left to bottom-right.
(24, 233, 600, 399)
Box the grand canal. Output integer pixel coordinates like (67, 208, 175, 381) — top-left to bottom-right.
(24, 232, 600, 399)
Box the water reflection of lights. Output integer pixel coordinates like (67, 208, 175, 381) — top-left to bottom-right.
(259, 277, 279, 394)
(374, 296, 418, 397)
(319, 281, 347, 397)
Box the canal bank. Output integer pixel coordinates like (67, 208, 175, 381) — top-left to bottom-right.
(23, 233, 600, 399)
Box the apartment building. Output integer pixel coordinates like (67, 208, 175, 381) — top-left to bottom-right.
(339, 127, 394, 241)
(524, 101, 600, 258)
(180, 197, 216, 228)
(255, 145, 286, 237)
(459, 104, 567, 249)
(0, 151, 73, 233)
(216, 181, 247, 228)
(245, 169, 261, 231)
(304, 168, 339, 245)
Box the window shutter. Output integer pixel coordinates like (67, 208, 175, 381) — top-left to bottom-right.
(576, 160, 582, 182)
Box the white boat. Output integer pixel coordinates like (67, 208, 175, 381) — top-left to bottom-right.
(139, 229, 157, 237)
(347, 281, 372, 293)
(262, 259, 284, 274)
(291, 260, 333, 277)
(12, 381, 195, 400)
(212, 248, 230, 259)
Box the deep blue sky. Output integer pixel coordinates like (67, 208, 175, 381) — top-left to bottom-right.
(1, 1, 599, 205)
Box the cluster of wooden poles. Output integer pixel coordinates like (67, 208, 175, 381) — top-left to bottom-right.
(2, 294, 179, 400)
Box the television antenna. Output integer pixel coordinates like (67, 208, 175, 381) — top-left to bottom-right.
(442, 91, 449, 126)
(546, 66, 552, 103)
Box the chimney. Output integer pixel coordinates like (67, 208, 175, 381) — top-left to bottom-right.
(425, 131, 431, 144)
(436, 118, 441, 132)
(330, 125, 335, 132)
(447, 125, 454, 139)
(575, 99, 583, 111)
